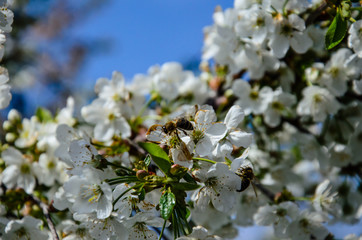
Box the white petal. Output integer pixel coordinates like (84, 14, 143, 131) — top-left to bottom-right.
(114, 117, 131, 138)
(290, 32, 312, 54)
(2, 147, 24, 165)
(228, 131, 253, 148)
(206, 123, 227, 145)
(94, 122, 114, 142)
(224, 105, 245, 129)
(195, 109, 217, 126)
(21, 174, 36, 194)
(97, 196, 112, 219)
(195, 137, 213, 157)
(1, 165, 19, 189)
(269, 33, 289, 58)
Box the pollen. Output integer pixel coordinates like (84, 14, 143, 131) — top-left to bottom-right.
(81, 184, 103, 203)
(20, 163, 31, 174)
(249, 90, 259, 100)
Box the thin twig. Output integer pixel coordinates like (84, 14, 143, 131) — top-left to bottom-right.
(29, 195, 59, 240)
(255, 183, 275, 202)
(281, 117, 311, 135)
(127, 138, 146, 155)
(305, 1, 328, 26)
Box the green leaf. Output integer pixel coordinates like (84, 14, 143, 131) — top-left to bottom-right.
(172, 182, 201, 191)
(138, 188, 146, 201)
(185, 207, 191, 219)
(160, 191, 176, 220)
(325, 12, 347, 50)
(139, 142, 171, 175)
(182, 173, 197, 184)
(35, 107, 53, 123)
(144, 154, 151, 167)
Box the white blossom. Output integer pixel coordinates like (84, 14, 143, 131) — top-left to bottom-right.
(286, 210, 329, 240)
(1, 147, 36, 194)
(63, 169, 113, 219)
(193, 163, 241, 212)
(269, 14, 312, 58)
(313, 180, 340, 215)
(4, 216, 49, 240)
(348, 20, 362, 58)
(297, 85, 340, 122)
(0, 66, 11, 109)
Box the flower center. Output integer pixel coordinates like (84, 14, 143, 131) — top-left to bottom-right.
(20, 163, 31, 174)
(329, 67, 339, 78)
(81, 184, 103, 203)
(313, 94, 322, 103)
(108, 113, 116, 121)
(15, 227, 28, 238)
(47, 160, 56, 169)
(192, 129, 204, 144)
(249, 90, 259, 100)
(205, 177, 217, 187)
(76, 228, 87, 237)
(255, 17, 265, 27)
(271, 101, 284, 111)
(299, 218, 309, 228)
(280, 23, 293, 35)
(276, 208, 287, 217)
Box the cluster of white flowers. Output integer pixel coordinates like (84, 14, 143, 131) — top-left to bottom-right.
(0, 0, 13, 109)
(0, 0, 362, 240)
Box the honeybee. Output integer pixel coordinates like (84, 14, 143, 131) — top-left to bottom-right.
(236, 166, 258, 198)
(147, 117, 194, 139)
(162, 117, 194, 136)
(146, 117, 194, 163)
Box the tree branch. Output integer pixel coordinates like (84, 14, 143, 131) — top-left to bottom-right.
(29, 195, 59, 240)
(255, 183, 275, 202)
(306, 1, 328, 26)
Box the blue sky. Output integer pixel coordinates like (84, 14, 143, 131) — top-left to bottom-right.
(70, 0, 233, 84)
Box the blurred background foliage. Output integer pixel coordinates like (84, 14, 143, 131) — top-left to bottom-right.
(3, 0, 111, 117)
(2, 0, 226, 119)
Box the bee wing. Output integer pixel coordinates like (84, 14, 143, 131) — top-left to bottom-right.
(251, 181, 258, 199)
(240, 147, 250, 159)
(146, 124, 166, 143)
(171, 146, 193, 168)
(179, 141, 193, 160)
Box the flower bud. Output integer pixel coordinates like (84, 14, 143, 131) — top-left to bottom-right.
(8, 109, 21, 123)
(2, 120, 12, 131)
(169, 164, 187, 177)
(5, 133, 16, 142)
(136, 170, 149, 180)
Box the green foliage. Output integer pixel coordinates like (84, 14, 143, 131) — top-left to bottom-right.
(172, 182, 201, 191)
(139, 142, 171, 175)
(35, 107, 53, 123)
(325, 11, 348, 50)
(160, 190, 176, 220)
(144, 154, 151, 167)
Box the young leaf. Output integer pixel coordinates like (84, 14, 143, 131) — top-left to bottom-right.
(35, 107, 53, 123)
(183, 173, 197, 184)
(144, 154, 151, 167)
(172, 182, 201, 191)
(160, 191, 176, 220)
(139, 142, 171, 175)
(325, 12, 347, 50)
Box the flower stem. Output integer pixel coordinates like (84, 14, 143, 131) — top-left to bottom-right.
(293, 196, 312, 201)
(107, 161, 135, 174)
(192, 157, 216, 164)
(112, 183, 142, 206)
(158, 219, 167, 240)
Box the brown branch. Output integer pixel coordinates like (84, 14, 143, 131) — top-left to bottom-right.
(306, 1, 328, 26)
(281, 117, 312, 135)
(255, 183, 275, 202)
(29, 195, 59, 240)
